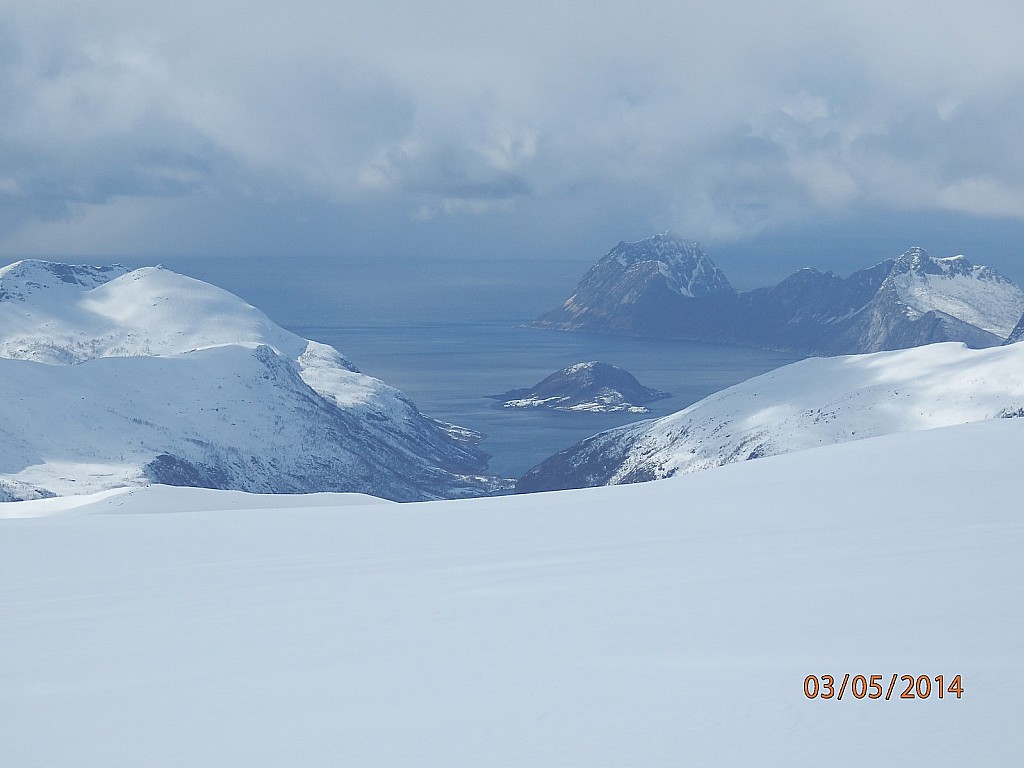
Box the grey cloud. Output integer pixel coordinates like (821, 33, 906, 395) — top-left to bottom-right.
(743, 82, 1024, 221)
(362, 140, 532, 202)
(0, 22, 416, 226)
(5, 1, 1024, 258)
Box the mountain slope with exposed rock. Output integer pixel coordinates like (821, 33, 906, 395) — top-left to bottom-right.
(517, 340, 1024, 493)
(0, 259, 504, 501)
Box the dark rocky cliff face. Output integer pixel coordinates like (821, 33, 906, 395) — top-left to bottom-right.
(1006, 314, 1024, 345)
(533, 238, 1018, 355)
(515, 424, 644, 493)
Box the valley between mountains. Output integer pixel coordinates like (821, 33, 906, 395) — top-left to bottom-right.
(3, 233, 1024, 502)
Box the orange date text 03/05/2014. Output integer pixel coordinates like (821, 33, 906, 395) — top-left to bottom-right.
(803, 674, 964, 701)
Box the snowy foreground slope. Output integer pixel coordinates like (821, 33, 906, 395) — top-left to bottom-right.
(2, 419, 1022, 766)
(0, 260, 499, 501)
(519, 340, 1024, 491)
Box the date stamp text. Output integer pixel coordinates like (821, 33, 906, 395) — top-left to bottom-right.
(803, 674, 963, 701)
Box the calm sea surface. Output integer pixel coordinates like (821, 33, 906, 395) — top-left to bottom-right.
(169, 255, 803, 479)
(295, 322, 803, 479)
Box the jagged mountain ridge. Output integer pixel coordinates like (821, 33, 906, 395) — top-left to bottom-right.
(0, 260, 502, 502)
(488, 361, 671, 413)
(517, 340, 1024, 493)
(533, 234, 1024, 354)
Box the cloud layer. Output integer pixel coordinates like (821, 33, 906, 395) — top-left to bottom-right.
(4, 1, 1024, 264)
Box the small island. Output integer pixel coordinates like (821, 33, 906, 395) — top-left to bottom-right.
(488, 361, 671, 413)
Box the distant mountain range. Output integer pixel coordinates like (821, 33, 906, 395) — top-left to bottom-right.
(517, 339, 1024, 493)
(0, 260, 506, 502)
(532, 233, 1024, 354)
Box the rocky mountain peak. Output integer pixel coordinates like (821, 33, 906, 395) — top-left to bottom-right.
(889, 248, 1000, 281)
(890, 247, 951, 276)
(600, 232, 733, 299)
(895, 245, 931, 262)
(879, 248, 1024, 337)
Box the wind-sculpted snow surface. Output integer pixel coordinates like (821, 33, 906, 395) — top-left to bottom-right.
(0, 260, 500, 501)
(3, 420, 1023, 765)
(518, 341, 1024, 492)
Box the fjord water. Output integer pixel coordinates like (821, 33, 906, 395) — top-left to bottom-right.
(177, 255, 801, 480)
(297, 323, 801, 479)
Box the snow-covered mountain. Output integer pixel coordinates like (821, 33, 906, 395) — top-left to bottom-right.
(4, 418, 1023, 766)
(882, 247, 1023, 337)
(0, 260, 503, 501)
(584, 232, 734, 300)
(534, 232, 735, 337)
(517, 340, 1024, 492)
(533, 236, 1024, 354)
(488, 361, 670, 413)
(840, 247, 1021, 352)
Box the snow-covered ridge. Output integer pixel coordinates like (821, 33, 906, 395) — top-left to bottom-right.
(518, 340, 1024, 491)
(887, 248, 1024, 336)
(0, 259, 129, 301)
(0, 260, 328, 364)
(0, 260, 500, 501)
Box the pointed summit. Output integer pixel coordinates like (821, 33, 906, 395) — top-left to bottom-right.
(890, 246, 931, 273)
(530, 233, 735, 337)
(603, 233, 733, 298)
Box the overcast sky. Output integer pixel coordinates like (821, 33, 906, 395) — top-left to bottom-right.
(4, 1, 1024, 287)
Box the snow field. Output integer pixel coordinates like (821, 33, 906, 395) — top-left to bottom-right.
(3, 419, 1022, 766)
